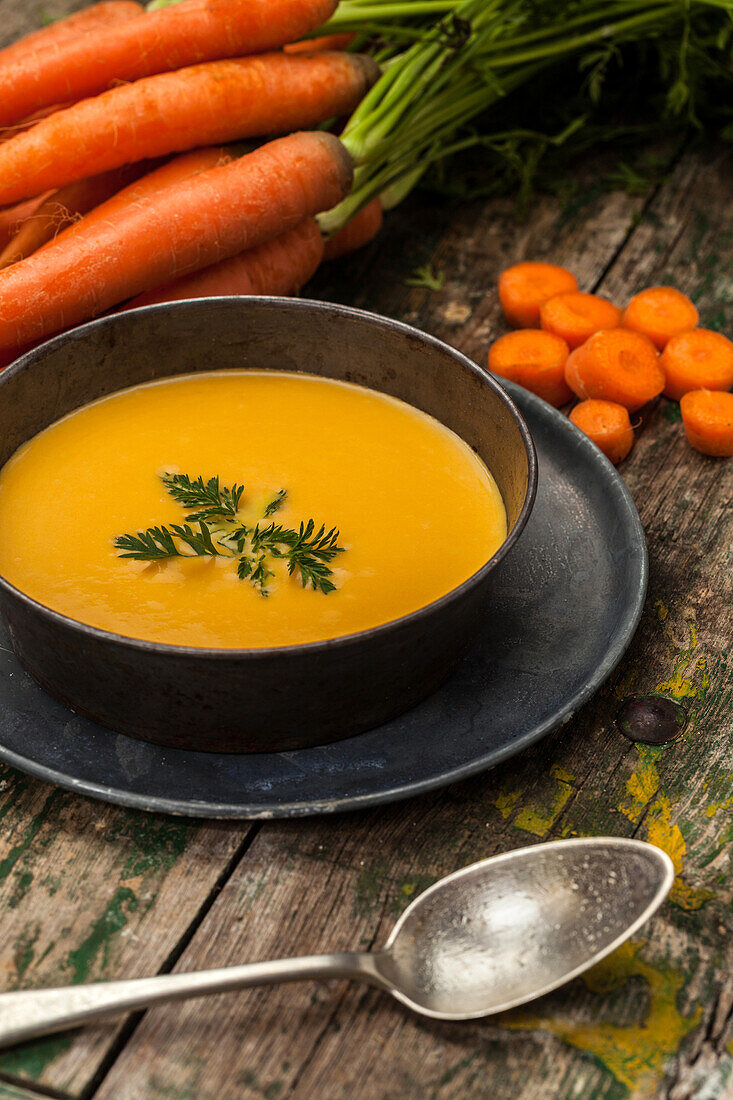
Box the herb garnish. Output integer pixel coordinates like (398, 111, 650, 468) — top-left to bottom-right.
(115, 473, 345, 597)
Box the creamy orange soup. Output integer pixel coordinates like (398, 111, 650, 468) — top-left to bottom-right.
(0, 371, 507, 648)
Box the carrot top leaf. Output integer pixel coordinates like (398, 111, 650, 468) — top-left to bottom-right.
(115, 473, 344, 596)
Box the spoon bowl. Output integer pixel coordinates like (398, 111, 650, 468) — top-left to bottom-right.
(0, 838, 674, 1047)
(375, 836, 674, 1018)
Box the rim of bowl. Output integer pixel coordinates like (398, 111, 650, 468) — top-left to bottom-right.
(0, 296, 539, 659)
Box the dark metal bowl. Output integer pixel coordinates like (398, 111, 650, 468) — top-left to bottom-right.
(0, 297, 537, 753)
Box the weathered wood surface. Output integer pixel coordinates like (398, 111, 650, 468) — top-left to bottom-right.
(0, 5, 731, 1099)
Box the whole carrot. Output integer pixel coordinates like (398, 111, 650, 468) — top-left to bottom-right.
(0, 164, 148, 268)
(0, 2, 143, 67)
(42, 148, 231, 247)
(285, 33, 356, 54)
(0, 131, 352, 351)
(323, 197, 383, 260)
(127, 218, 324, 307)
(0, 194, 49, 251)
(0, 0, 337, 128)
(0, 52, 378, 206)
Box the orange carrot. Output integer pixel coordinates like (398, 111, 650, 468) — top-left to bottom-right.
(285, 33, 356, 53)
(564, 329, 665, 411)
(569, 399, 634, 464)
(540, 291, 621, 348)
(41, 148, 230, 248)
(0, 0, 337, 128)
(0, 2, 143, 67)
(0, 164, 148, 268)
(126, 218, 324, 308)
(621, 286, 698, 349)
(680, 390, 733, 456)
(0, 52, 377, 206)
(323, 198, 383, 260)
(0, 194, 49, 250)
(0, 131, 352, 352)
(660, 328, 733, 401)
(487, 329, 572, 407)
(498, 261, 577, 328)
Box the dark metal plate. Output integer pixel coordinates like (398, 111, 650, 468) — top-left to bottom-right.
(0, 383, 646, 818)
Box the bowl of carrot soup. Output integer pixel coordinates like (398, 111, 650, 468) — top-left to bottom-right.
(0, 297, 536, 751)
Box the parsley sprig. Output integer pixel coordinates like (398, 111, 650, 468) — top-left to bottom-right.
(115, 473, 345, 597)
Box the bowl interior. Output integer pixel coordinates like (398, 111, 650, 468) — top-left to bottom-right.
(0, 298, 533, 544)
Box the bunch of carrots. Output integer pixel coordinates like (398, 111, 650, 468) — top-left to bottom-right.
(488, 264, 733, 460)
(0, 0, 386, 367)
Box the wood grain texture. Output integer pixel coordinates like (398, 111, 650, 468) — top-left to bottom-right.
(0, 3, 730, 1098)
(93, 152, 733, 1099)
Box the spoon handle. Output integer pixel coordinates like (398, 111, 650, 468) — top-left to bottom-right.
(0, 952, 383, 1048)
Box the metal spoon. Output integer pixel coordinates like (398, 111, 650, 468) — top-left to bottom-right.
(0, 837, 673, 1047)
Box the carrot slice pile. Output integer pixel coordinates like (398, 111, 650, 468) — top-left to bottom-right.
(569, 399, 634, 464)
(680, 390, 733, 456)
(488, 329, 571, 406)
(498, 261, 577, 328)
(564, 328, 665, 411)
(661, 328, 733, 401)
(621, 286, 698, 349)
(540, 291, 621, 348)
(323, 197, 383, 260)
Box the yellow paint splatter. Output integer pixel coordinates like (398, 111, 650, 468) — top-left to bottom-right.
(498, 942, 701, 1094)
(513, 765, 575, 837)
(494, 787, 521, 821)
(705, 794, 733, 819)
(618, 747, 661, 824)
(655, 621, 708, 703)
(617, 750, 713, 910)
(646, 794, 714, 910)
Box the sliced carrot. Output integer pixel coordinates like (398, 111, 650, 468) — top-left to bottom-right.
(487, 329, 572, 407)
(498, 261, 577, 328)
(285, 33, 356, 53)
(0, 52, 377, 206)
(660, 328, 733, 401)
(680, 389, 733, 457)
(621, 286, 698, 349)
(0, 131, 352, 352)
(0, 2, 143, 67)
(0, 164, 147, 268)
(323, 198, 383, 261)
(564, 329, 665, 411)
(540, 291, 621, 349)
(569, 399, 634, 464)
(126, 217, 324, 307)
(0, 0, 338, 128)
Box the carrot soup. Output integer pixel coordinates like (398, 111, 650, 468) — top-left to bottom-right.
(0, 370, 507, 648)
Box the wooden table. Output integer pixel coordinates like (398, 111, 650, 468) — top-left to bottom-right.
(0, 5, 731, 1098)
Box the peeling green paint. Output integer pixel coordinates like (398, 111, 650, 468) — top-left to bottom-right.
(8, 870, 33, 909)
(65, 886, 139, 983)
(0, 790, 60, 885)
(0, 1033, 72, 1080)
(353, 861, 387, 919)
(12, 924, 39, 983)
(114, 812, 190, 880)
